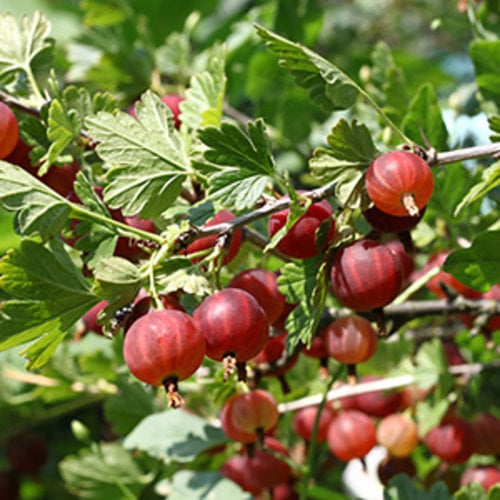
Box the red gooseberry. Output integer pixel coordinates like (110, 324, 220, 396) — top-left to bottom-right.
(0, 102, 19, 158)
(327, 410, 377, 461)
(268, 197, 335, 259)
(331, 239, 403, 311)
(365, 151, 434, 217)
(184, 209, 243, 265)
(193, 288, 269, 380)
(376, 413, 419, 457)
(123, 309, 205, 407)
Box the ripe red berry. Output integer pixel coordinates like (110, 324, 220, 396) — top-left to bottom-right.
(331, 239, 403, 311)
(461, 466, 500, 493)
(184, 209, 242, 265)
(7, 432, 48, 474)
(193, 288, 269, 380)
(228, 268, 285, 324)
(323, 315, 378, 365)
(161, 94, 184, 129)
(327, 410, 376, 461)
(128, 93, 184, 129)
(292, 405, 336, 443)
(123, 309, 205, 407)
(221, 389, 279, 443)
(422, 415, 476, 464)
(424, 251, 482, 299)
(377, 455, 417, 486)
(385, 239, 415, 286)
(376, 413, 419, 457)
(268, 198, 335, 259)
(0, 470, 20, 500)
(365, 151, 434, 217)
(354, 376, 403, 418)
(114, 213, 157, 261)
(363, 204, 426, 233)
(0, 102, 19, 159)
(470, 413, 500, 455)
(78, 300, 108, 337)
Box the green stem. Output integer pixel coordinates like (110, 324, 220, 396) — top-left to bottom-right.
(70, 203, 164, 244)
(299, 366, 343, 500)
(357, 83, 413, 146)
(23, 64, 44, 106)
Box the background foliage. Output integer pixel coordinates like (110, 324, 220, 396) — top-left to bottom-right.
(0, 0, 499, 499)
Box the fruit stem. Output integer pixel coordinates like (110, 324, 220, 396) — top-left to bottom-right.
(401, 192, 420, 217)
(222, 354, 237, 381)
(346, 364, 357, 385)
(162, 378, 184, 409)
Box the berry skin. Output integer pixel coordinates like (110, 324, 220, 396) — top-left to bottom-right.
(228, 268, 285, 324)
(123, 310, 205, 407)
(7, 432, 48, 474)
(363, 204, 426, 233)
(366, 151, 434, 217)
(376, 413, 419, 457)
(0, 102, 19, 158)
(422, 415, 476, 464)
(331, 239, 403, 311)
(221, 389, 279, 443)
(193, 288, 269, 379)
(460, 466, 500, 493)
(327, 410, 377, 461)
(184, 209, 242, 265)
(323, 315, 378, 365)
(292, 405, 336, 443)
(268, 198, 335, 259)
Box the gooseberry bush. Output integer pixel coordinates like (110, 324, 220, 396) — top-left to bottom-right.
(0, 1, 499, 499)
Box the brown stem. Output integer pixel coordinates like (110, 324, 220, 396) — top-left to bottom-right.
(401, 192, 420, 217)
(162, 378, 184, 408)
(346, 364, 357, 385)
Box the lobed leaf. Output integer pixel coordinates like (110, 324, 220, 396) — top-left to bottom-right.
(454, 161, 500, 216)
(255, 24, 359, 111)
(0, 240, 98, 368)
(124, 409, 227, 464)
(470, 40, 500, 108)
(198, 119, 276, 210)
(0, 12, 54, 86)
(180, 46, 226, 129)
(310, 119, 376, 208)
(169, 471, 252, 500)
(59, 441, 152, 500)
(86, 91, 190, 218)
(443, 230, 500, 291)
(402, 82, 448, 151)
(0, 160, 71, 239)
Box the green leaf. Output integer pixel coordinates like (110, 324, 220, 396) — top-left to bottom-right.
(384, 474, 451, 500)
(490, 116, 500, 142)
(169, 471, 252, 500)
(443, 231, 500, 291)
(368, 41, 409, 126)
(455, 483, 488, 500)
(180, 46, 226, 129)
(0, 161, 71, 239)
(198, 120, 276, 210)
(124, 409, 227, 464)
(59, 441, 152, 500)
(470, 40, 500, 108)
(0, 240, 98, 368)
(454, 161, 500, 216)
(278, 257, 328, 349)
(86, 90, 190, 218)
(103, 379, 155, 436)
(0, 12, 54, 88)
(310, 119, 377, 208)
(255, 24, 358, 111)
(401, 82, 448, 151)
(43, 86, 116, 170)
(92, 257, 141, 314)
